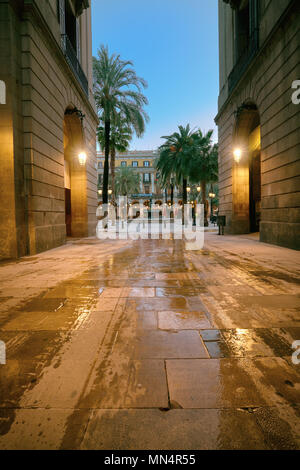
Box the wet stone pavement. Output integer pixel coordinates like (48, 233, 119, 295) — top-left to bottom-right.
(0, 233, 299, 449)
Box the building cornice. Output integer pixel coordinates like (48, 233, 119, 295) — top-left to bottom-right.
(222, 0, 241, 9)
(75, 0, 89, 17)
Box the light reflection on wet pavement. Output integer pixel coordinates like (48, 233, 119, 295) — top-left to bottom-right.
(0, 234, 299, 449)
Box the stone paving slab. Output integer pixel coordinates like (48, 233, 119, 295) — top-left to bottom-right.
(134, 297, 189, 311)
(128, 287, 156, 298)
(134, 330, 209, 359)
(124, 360, 169, 408)
(166, 358, 300, 409)
(156, 273, 200, 280)
(0, 408, 89, 450)
(158, 310, 212, 330)
(80, 408, 270, 450)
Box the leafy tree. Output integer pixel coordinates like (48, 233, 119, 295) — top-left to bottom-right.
(189, 131, 218, 226)
(157, 125, 196, 221)
(114, 167, 140, 197)
(93, 45, 149, 203)
(97, 115, 132, 205)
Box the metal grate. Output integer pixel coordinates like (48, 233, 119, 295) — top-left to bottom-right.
(61, 34, 89, 96)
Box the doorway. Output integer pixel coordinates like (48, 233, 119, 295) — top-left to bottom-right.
(64, 127, 72, 237)
(232, 103, 261, 234)
(249, 125, 261, 233)
(63, 106, 88, 238)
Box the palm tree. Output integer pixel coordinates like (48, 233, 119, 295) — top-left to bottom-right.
(115, 167, 140, 197)
(189, 130, 218, 226)
(97, 115, 132, 205)
(93, 45, 149, 204)
(157, 125, 196, 222)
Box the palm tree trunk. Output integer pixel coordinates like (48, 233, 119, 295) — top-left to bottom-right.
(170, 184, 174, 206)
(201, 180, 208, 227)
(102, 120, 110, 204)
(170, 183, 174, 219)
(182, 178, 187, 225)
(111, 146, 116, 206)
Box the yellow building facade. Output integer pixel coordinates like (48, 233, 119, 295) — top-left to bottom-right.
(97, 150, 166, 201)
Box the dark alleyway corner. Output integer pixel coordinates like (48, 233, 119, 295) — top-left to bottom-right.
(0, 233, 299, 449)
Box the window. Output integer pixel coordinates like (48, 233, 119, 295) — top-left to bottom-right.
(98, 162, 103, 169)
(144, 173, 150, 183)
(143, 161, 150, 167)
(229, 0, 259, 93)
(132, 161, 138, 167)
(144, 186, 150, 194)
(121, 161, 127, 167)
(65, 0, 77, 51)
(235, 0, 250, 60)
(57, 0, 61, 22)
(0, 80, 6, 104)
(234, 0, 259, 61)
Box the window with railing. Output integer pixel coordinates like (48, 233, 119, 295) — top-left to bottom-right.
(227, 0, 259, 93)
(58, 0, 89, 95)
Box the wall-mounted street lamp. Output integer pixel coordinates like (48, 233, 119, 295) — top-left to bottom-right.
(197, 186, 201, 193)
(187, 186, 191, 193)
(233, 148, 242, 163)
(108, 189, 113, 196)
(98, 189, 102, 196)
(78, 151, 87, 166)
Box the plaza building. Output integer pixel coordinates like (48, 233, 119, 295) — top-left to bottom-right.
(97, 150, 178, 205)
(0, 0, 98, 260)
(215, 0, 300, 249)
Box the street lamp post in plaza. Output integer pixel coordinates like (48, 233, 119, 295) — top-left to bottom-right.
(208, 185, 216, 222)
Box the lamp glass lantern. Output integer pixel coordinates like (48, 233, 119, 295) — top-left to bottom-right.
(233, 148, 242, 163)
(78, 151, 87, 166)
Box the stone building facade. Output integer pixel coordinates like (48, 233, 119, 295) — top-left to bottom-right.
(0, 0, 98, 260)
(97, 150, 169, 203)
(215, 0, 300, 249)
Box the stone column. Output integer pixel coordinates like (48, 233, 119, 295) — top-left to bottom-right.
(140, 173, 143, 192)
(151, 173, 155, 194)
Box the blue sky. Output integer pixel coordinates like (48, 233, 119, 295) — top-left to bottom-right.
(91, 0, 219, 150)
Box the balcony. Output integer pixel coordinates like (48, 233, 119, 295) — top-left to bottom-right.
(61, 34, 89, 96)
(228, 28, 259, 94)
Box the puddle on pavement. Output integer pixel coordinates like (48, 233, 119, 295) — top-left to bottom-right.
(0, 238, 300, 448)
(0, 244, 138, 435)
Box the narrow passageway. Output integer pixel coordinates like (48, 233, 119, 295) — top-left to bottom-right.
(0, 234, 299, 449)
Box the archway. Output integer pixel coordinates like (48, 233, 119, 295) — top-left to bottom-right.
(232, 103, 261, 234)
(63, 107, 88, 237)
